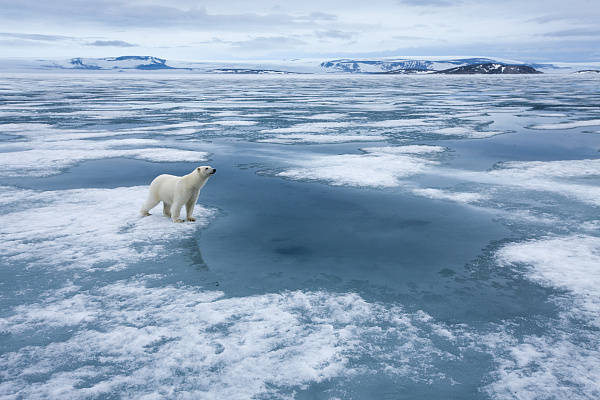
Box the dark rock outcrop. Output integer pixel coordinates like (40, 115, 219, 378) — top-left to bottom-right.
(435, 63, 542, 74)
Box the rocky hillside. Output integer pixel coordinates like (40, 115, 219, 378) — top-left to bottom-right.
(320, 58, 510, 73)
(435, 63, 542, 74)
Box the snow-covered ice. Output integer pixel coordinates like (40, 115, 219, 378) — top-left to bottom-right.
(277, 146, 443, 187)
(0, 186, 215, 271)
(257, 133, 387, 144)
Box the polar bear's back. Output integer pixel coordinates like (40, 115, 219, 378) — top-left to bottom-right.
(150, 174, 180, 204)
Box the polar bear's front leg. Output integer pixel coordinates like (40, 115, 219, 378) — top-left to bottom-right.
(170, 202, 184, 223)
(185, 194, 198, 222)
(169, 181, 186, 223)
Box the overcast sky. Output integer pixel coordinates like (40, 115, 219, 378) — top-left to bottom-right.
(1, 0, 598, 62)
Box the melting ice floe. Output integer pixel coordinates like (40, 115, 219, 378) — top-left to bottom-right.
(490, 159, 600, 179)
(0, 122, 209, 141)
(277, 145, 444, 187)
(483, 236, 600, 400)
(482, 159, 600, 206)
(261, 122, 353, 134)
(0, 145, 208, 177)
(0, 186, 215, 271)
(304, 113, 349, 120)
(411, 188, 487, 204)
(530, 119, 600, 130)
(260, 119, 432, 135)
(433, 127, 502, 138)
(366, 119, 431, 128)
(434, 158, 600, 206)
(497, 235, 600, 328)
(0, 281, 461, 399)
(275, 146, 600, 209)
(0, 123, 209, 177)
(257, 134, 387, 144)
(210, 120, 257, 126)
(362, 145, 445, 154)
(482, 326, 600, 400)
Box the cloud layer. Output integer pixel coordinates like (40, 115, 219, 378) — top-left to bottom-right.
(0, 0, 598, 61)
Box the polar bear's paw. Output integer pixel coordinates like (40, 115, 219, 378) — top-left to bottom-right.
(187, 217, 196, 222)
(173, 218, 185, 223)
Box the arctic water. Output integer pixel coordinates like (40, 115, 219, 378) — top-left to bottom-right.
(0, 74, 599, 399)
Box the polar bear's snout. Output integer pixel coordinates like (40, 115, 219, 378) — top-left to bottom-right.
(196, 166, 216, 176)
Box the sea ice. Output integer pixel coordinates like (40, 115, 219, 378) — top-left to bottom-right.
(530, 119, 600, 130)
(0, 279, 459, 399)
(434, 127, 501, 138)
(0, 186, 215, 271)
(412, 188, 487, 203)
(277, 146, 443, 187)
(484, 235, 600, 400)
(257, 134, 387, 144)
(497, 235, 600, 327)
(0, 123, 210, 177)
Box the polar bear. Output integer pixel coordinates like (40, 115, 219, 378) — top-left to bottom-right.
(140, 166, 216, 223)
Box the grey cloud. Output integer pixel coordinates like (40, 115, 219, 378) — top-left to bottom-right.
(393, 35, 430, 40)
(527, 12, 600, 25)
(0, 1, 336, 30)
(0, 32, 140, 48)
(543, 27, 600, 37)
(87, 40, 138, 47)
(228, 36, 307, 50)
(0, 32, 74, 41)
(316, 30, 355, 40)
(0, 39, 43, 47)
(385, 38, 600, 62)
(397, 0, 459, 6)
(527, 14, 574, 23)
(301, 12, 337, 21)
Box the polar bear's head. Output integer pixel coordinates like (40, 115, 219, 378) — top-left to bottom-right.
(196, 166, 216, 177)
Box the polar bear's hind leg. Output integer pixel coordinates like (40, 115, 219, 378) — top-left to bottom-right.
(163, 202, 171, 217)
(140, 195, 160, 217)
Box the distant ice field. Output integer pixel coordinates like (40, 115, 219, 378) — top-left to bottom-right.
(0, 73, 599, 399)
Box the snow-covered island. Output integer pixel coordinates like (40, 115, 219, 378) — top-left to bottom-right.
(319, 57, 551, 74)
(57, 56, 179, 70)
(1, 55, 598, 74)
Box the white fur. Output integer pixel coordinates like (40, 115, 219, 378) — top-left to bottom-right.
(140, 166, 216, 223)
